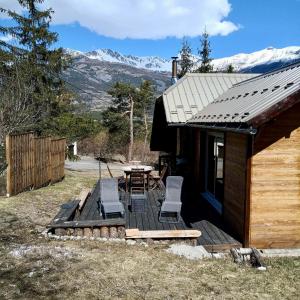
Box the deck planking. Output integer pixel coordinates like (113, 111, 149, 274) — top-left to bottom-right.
(74, 180, 241, 250)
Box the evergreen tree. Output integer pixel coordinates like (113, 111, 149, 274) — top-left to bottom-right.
(102, 81, 155, 161)
(226, 64, 234, 73)
(178, 38, 194, 78)
(135, 81, 155, 160)
(103, 82, 138, 161)
(0, 0, 68, 131)
(195, 30, 213, 73)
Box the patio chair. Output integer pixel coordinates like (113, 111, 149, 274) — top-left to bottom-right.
(100, 178, 125, 219)
(159, 176, 183, 223)
(106, 163, 125, 190)
(129, 168, 145, 194)
(149, 164, 168, 190)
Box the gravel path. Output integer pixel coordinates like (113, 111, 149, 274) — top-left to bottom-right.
(65, 156, 125, 177)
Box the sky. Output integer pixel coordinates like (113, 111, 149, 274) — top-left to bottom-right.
(0, 0, 299, 59)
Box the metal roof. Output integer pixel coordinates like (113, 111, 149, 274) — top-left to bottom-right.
(162, 73, 258, 124)
(188, 62, 300, 126)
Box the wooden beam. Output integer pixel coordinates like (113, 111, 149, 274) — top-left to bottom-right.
(5, 135, 12, 197)
(48, 218, 125, 229)
(77, 188, 91, 211)
(125, 228, 201, 239)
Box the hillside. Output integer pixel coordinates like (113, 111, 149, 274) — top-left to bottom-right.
(64, 46, 300, 111)
(63, 53, 171, 111)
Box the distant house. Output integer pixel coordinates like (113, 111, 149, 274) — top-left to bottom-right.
(150, 63, 300, 249)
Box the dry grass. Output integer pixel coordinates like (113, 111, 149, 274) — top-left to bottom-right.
(0, 170, 299, 300)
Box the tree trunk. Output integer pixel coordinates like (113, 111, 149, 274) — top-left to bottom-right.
(128, 95, 134, 162)
(142, 108, 148, 162)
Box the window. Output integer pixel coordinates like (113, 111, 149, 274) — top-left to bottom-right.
(205, 132, 224, 208)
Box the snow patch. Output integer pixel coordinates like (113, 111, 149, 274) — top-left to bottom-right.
(66, 46, 300, 73)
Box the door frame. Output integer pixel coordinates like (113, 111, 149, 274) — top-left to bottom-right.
(202, 131, 224, 214)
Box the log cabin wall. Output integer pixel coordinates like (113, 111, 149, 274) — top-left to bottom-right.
(249, 102, 300, 248)
(223, 132, 248, 242)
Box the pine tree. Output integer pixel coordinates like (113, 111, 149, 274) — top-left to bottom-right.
(195, 30, 213, 73)
(0, 0, 67, 131)
(178, 38, 194, 78)
(136, 81, 155, 160)
(104, 82, 138, 161)
(226, 64, 234, 73)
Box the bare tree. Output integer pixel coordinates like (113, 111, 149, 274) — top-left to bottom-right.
(0, 59, 42, 144)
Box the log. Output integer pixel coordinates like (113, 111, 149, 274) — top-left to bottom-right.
(230, 248, 243, 264)
(250, 248, 266, 269)
(75, 228, 83, 237)
(47, 218, 125, 229)
(66, 228, 75, 236)
(93, 228, 101, 238)
(100, 226, 109, 238)
(125, 229, 201, 239)
(55, 228, 66, 236)
(109, 227, 118, 238)
(117, 226, 126, 238)
(83, 227, 93, 238)
(78, 188, 91, 211)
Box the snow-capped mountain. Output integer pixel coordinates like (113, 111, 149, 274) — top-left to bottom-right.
(65, 48, 171, 72)
(212, 46, 300, 72)
(63, 46, 300, 111)
(66, 46, 300, 73)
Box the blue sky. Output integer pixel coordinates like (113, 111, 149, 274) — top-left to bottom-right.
(0, 0, 299, 59)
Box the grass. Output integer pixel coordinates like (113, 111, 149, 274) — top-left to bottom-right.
(0, 170, 299, 299)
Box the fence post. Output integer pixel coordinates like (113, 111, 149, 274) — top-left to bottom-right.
(6, 135, 12, 197)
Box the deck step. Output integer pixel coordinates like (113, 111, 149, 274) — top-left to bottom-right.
(126, 228, 201, 239)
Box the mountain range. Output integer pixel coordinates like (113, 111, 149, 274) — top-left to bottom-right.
(64, 46, 300, 110)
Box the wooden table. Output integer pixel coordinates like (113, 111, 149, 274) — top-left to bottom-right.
(122, 165, 153, 192)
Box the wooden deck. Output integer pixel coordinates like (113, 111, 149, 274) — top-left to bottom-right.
(72, 181, 241, 251)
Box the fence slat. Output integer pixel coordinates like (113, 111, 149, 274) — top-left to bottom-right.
(5, 133, 66, 196)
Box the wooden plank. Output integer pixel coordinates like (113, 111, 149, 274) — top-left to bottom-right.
(79, 182, 99, 220)
(48, 218, 125, 228)
(146, 191, 159, 230)
(249, 103, 300, 248)
(52, 200, 80, 224)
(78, 188, 91, 211)
(6, 135, 12, 197)
(126, 228, 201, 239)
(224, 132, 248, 242)
(148, 190, 165, 230)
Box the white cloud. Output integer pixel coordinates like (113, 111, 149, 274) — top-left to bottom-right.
(0, 0, 239, 39)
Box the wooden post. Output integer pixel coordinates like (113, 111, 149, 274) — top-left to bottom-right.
(6, 135, 12, 197)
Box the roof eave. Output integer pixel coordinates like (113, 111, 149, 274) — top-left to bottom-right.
(187, 122, 257, 135)
(246, 89, 300, 128)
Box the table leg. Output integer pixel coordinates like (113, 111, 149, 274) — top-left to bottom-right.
(125, 174, 128, 192)
(147, 174, 149, 191)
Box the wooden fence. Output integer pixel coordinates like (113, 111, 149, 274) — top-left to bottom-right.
(6, 133, 66, 196)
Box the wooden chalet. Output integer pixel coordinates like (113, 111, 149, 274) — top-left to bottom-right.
(151, 63, 300, 249)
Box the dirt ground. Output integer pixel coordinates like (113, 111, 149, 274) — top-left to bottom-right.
(0, 170, 299, 300)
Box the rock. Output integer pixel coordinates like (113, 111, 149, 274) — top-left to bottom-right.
(166, 244, 210, 260)
(126, 240, 136, 245)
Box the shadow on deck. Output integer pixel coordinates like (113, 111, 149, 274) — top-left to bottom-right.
(74, 180, 241, 251)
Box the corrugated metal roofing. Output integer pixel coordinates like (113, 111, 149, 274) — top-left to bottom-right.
(188, 62, 300, 125)
(163, 73, 258, 123)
